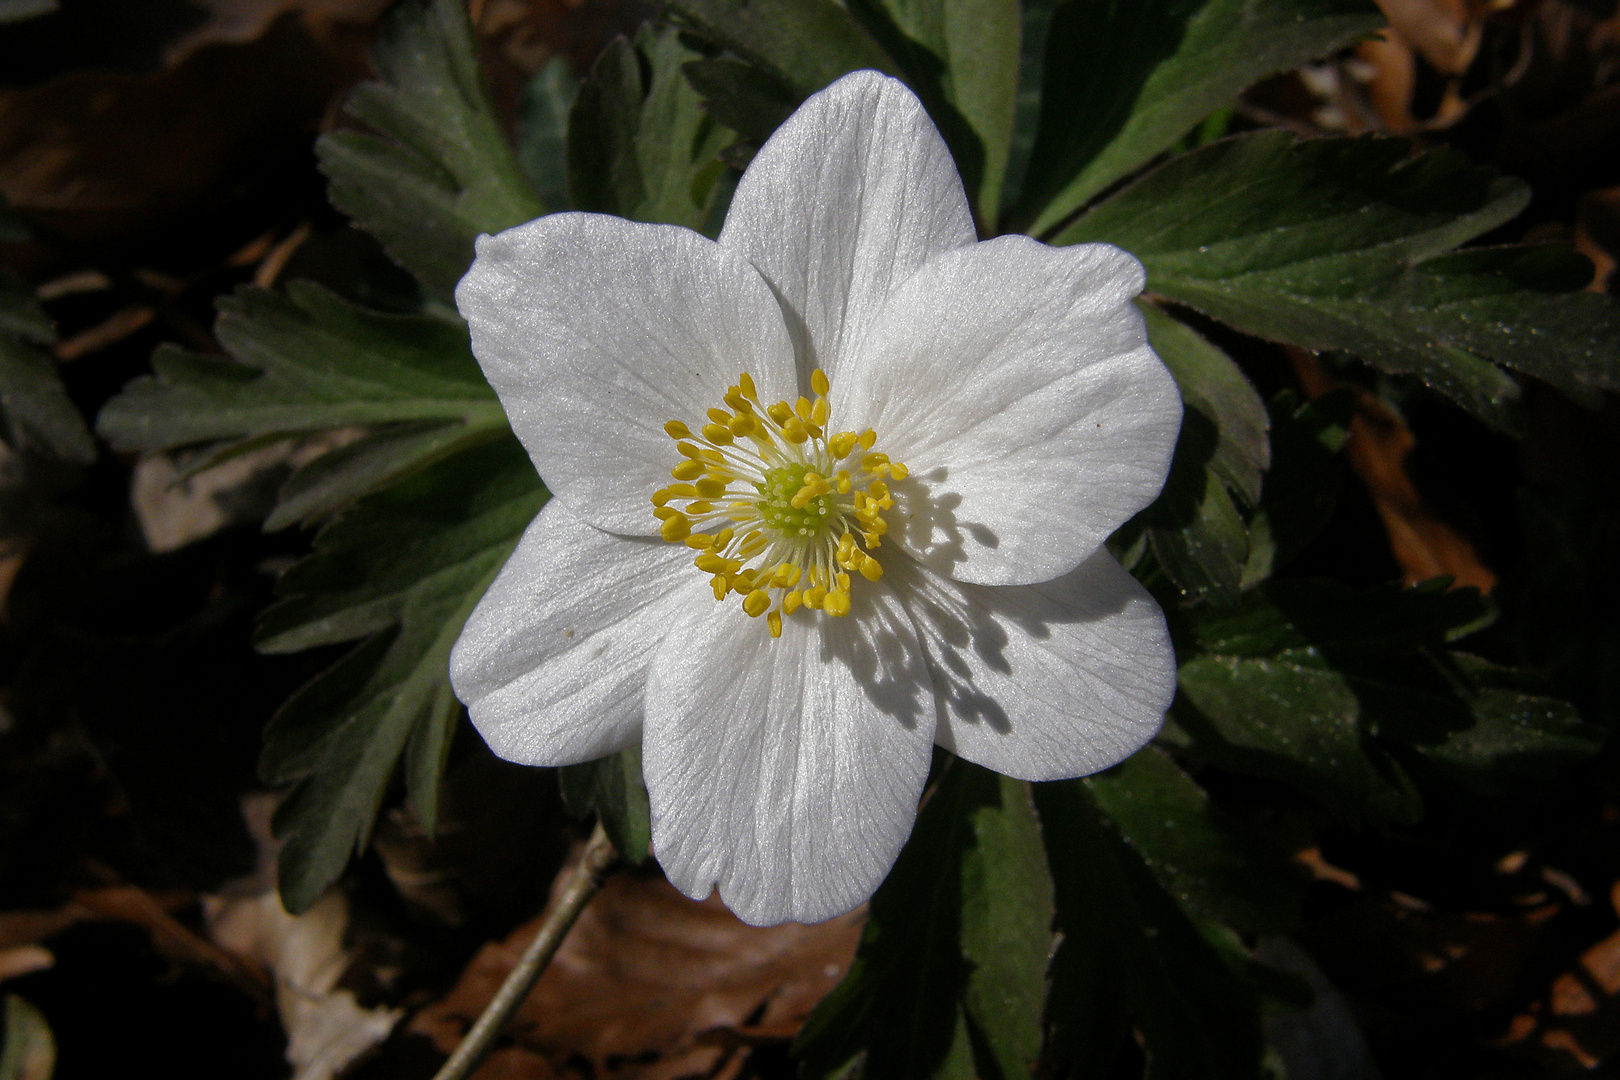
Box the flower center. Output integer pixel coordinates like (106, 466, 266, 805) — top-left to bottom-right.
(652, 368, 908, 638)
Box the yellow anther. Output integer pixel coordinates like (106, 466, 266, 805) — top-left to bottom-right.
(804, 587, 827, 610)
(707, 408, 732, 425)
(743, 589, 771, 617)
(795, 396, 812, 421)
(890, 462, 909, 480)
(695, 553, 729, 574)
(811, 369, 830, 397)
(767, 610, 782, 638)
(685, 501, 714, 515)
(666, 483, 698, 498)
(738, 532, 768, 559)
(653, 506, 677, 521)
(771, 563, 801, 588)
(861, 452, 889, 472)
(724, 388, 753, 413)
(685, 535, 714, 549)
(829, 432, 858, 459)
(783, 590, 803, 615)
(804, 422, 824, 440)
(695, 478, 727, 500)
(652, 488, 674, 507)
(859, 429, 877, 450)
(766, 401, 794, 425)
(678, 442, 702, 459)
(869, 480, 889, 501)
(712, 576, 728, 600)
(864, 531, 882, 548)
(836, 572, 851, 593)
(699, 449, 727, 464)
(810, 397, 829, 426)
(728, 413, 756, 437)
(837, 533, 855, 560)
(780, 417, 808, 444)
(836, 471, 852, 494)
(665, 420, 691, 440)
(714, 527, 735, 548)
(671, 459, 704, 481)
(790, 486, 815, 510)
(727, 505, 754, 522)
(733, 569, 759, 592)
(738, 372, 758, 400)
(701, 423, 733, 445)
(824, 589, 851, 617)
(859, 556, 883, 581)
(660, 514, 691, 541)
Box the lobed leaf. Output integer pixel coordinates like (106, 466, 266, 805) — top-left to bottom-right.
(1018, 0, 1383, 235)
(665, 0, 899, 99)
(796, 759, 1052, 1080)
(260, 439, 546, 911)
(567, 25, 736, 233)
(316, 0, 544, 298)
(1064, 131, 1620, 429)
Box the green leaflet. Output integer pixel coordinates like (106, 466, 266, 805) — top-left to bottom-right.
(558, 745, 652, 865)
(96, 282, 506, 528)
(0, 273, 93, 464)
(846, 0, 1020, 225)
(796, 759, 1052, 1080)
(1035, 779, 1262, 1080)
(315, 0, 544, 299)
(258, 439, 546, 912)
(1017, 0, 1382, 235)
(1130, 302, 1269, 602)
(666, 0, 899, 99)
(1085, 745, 1303, 933)
(1166, 578, 1598, 825)
(514, 58, 580, 213)
(1063, 131, 1620, 430)
(566, 25, 737, 233)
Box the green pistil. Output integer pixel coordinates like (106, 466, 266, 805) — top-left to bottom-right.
(757, 463, 832, 538)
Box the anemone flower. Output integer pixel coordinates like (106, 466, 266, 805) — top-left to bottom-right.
(450, 69, 1183, 926)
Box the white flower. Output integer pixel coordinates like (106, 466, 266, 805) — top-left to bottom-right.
(450, 70, 1182, 926)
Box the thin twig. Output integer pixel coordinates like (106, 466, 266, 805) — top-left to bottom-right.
(431, 822, 618, 1080)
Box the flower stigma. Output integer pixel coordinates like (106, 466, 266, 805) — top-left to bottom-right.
(652, 368, 909, 638)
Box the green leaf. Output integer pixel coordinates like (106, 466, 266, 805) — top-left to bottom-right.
(846, 0, 1020, 225)
(514, 58, 580, 212)
(558, 745, 652, 863)
(1085, 745, 1303, 932)
(566, 26, 736, 233)
(260, 439, 546, 911)
(1035, 779, 1262, 1080)
(315, 0, 544, 298)
(0, 338, 94, 464)
(97, 282, 506, 525)
(666, 0, 899, 99)
(796, 759, 1052, 1080)
(681, 57, 804, 151)
(1064, 131, 1620, 428)
(1168, 578, 1501, 825)
(1241, 390, 1351, 584)
(0, 273, 54, 345)
(1133, 302, 1269, 602)
(0, 995, 55, 1080)
(1019, 0, 1382, 235)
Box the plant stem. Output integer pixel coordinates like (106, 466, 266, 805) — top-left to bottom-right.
(431, 821, 618, 1080)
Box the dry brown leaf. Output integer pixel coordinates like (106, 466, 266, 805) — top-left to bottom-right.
(412, 870, 862, 1080)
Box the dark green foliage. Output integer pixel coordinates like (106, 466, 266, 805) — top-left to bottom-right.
(665, 0, 899, 99)
(1016, 0, 1383, 234)
(796, 760, 1052, 1080)
(1063, 131, 1620, 429)
(566, 25, 736, 232)
(559, 746, 652, 864)
(315, 0, 544, 298)
(1036, 779, 1263, 1079)
(259, 439, 546, 912)
(0, 274, 93, 464)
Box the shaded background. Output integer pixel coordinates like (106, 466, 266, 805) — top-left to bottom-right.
(0, 0, 1617, 1077)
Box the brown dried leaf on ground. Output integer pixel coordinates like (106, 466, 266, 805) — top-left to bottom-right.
(1287, 347, 1498, 592)
(1499, 880, 1620, 1069)
(412, 869, 863, 1080)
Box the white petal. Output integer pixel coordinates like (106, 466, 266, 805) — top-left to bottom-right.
(450, 499, 707, 766)
(894, 550, 1175, 781)
(643, 584, 937, 926)
(455, 213, 799, 535)
(840, 236, 1182, 586)
(720, 71, 976, 388)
